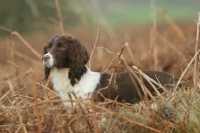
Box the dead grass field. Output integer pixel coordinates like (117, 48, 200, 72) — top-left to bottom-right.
(0, 19, 200, 133)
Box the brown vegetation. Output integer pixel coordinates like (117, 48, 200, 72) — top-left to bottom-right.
(0, 2, 200, 132)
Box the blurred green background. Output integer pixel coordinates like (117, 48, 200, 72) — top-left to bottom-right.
(0, 0, 199, 35)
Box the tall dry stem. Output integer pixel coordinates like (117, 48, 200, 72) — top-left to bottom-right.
(182, 85, 199, 125)
(157, 8, 186, 42)
(156, 33, 187, 61)
(193, 12, 200, 85)
(150, 0, 158, 70)
(89, 20, 100, 69)
(106, 43, 127, 99)
(0, 26, 41, 58)
(30, 69, 42, 133)
(91, 99, 99, 133)
(55, 0, 65, 35)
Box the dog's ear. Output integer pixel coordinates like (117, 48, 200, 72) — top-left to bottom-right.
(67, 37, 90, 69)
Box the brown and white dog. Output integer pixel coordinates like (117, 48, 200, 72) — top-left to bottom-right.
(42, 35, 178, 106)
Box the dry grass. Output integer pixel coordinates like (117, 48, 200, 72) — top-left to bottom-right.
(0, 1, 200, 133)
(0, 69, 199, 133)
(0, 28, 200, 132)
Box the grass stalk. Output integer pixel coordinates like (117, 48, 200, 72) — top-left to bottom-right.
(150, 0, 158, 70)
(193, 12, 200, 85)
(89, 20, 100, 69)
(91, 99, 99, 133)
(55, 0, 65, 35)
(0, 26, 41, 58)
(157, 8, 186, 42)
(30, 69, 42, 133)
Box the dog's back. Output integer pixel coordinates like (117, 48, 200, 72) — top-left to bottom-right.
(94, 70, 178, 103)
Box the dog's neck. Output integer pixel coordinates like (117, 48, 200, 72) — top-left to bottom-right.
(50, 66, 100, 106)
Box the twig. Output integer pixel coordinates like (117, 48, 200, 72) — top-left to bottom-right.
(163, 49, 200, 105)
(122, 57, 158, 128)
(15, 125, 22, 133)
(6, 80, 14, 94)
(157, 8, 186, 42)
(121, 57, 146, 101)
(91, 99, 99, 133)
(175, 50, 200, 90)
(30, 69, 42, 133)
(95, 46, 115, 54)
(0, 26, 41, 58)
(123, 60, 156, 102)
(17, 110, 28, 133)
(119, 115, 162, 133)
(182, 84, 199, 124)
(132, 66, 168, 93)
(94, 105, 162, 133)
(150, 0, 158, 70)
(55, 0, 65, 35)
(0, 25, 13, 32)
(156, 32, 187, 61)
(14, 50, 42, 67)
(6, 37, 15, 61)
(101, 55, 118, 73)
(107, 43, 127, 98)
(36, 82, 59, 97)
(123, 43, 151, 101)
(0, 99, 90, 114)
(0, 90, 11, 102)
(124, 43, 157, 127)
(12, 31, 42, 58)
(94, 46, 116, 73)
(193, 12, 200, 85)
(89, 20, 100, 69)
(124, 43, 138, 67)
(124, 43, 152, 104)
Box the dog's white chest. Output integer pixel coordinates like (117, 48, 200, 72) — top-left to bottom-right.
(51, 68, 100, 106)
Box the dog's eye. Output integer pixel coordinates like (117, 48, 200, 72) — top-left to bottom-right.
(57, 43, 65, 50)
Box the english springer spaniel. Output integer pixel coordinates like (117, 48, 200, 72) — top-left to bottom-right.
(42, 35, 178, 106)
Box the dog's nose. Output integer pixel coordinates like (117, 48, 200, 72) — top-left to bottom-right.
(43, 55, 50, 61)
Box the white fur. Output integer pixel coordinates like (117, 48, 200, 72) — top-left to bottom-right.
(51, 66, 100, 107)
(43, 53, 54, 67)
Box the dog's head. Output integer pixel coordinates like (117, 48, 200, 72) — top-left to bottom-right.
(42, 35, 90, 80)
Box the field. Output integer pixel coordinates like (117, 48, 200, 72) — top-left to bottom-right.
(0, 1, 200, 133)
